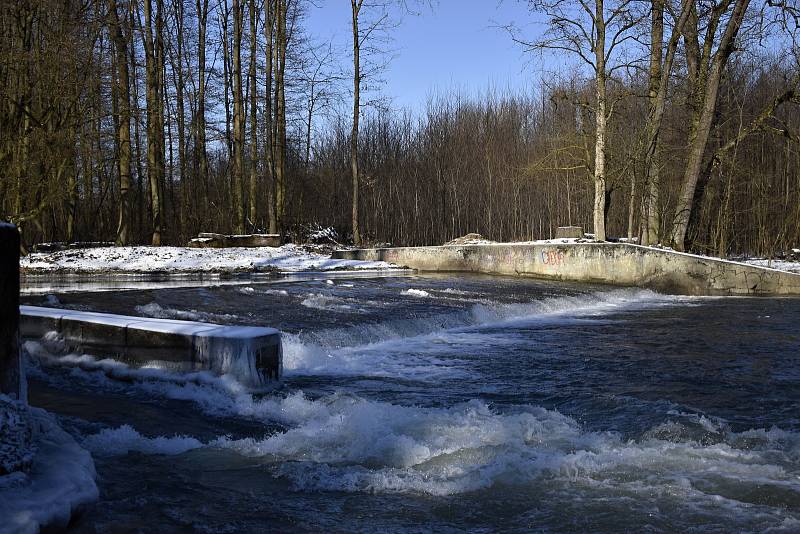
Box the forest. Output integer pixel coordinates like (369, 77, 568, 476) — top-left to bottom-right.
(1, 0, 799, 257)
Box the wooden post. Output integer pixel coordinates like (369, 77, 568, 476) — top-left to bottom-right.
(0, 223, 21, 400)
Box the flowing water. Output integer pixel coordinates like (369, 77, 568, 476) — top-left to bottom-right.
(20, 274, 800, 532)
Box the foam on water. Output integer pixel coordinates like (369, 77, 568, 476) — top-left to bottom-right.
(196, 393, 798, 506)
(403, 288, 431, 298)
(238, 287, 289, 297)
(25, 339, 800, 523)
(283, 288, 686, 378)
(135, 302, 238, 323)
(82, 425, 203, 457)
(300, 293, 356, 312)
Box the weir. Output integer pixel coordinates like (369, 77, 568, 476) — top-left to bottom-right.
(333, 242, 800, 296)
(20, 306, 282, 386)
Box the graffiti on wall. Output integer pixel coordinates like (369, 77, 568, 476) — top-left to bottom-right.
(541, 249, 565, 267)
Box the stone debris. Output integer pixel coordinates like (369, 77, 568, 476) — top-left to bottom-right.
(445, 233, 495, 246)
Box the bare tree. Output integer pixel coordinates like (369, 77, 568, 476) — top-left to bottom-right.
(273, 0, 288, 231)
(141, 0, 167, 245)
(349, 0, 397, 245)
(194, 0, 210, 208)
(248, 0, 260, 229)
(232, 0, 246, 233)
(639, 0, 691, 245)
(668, 0, 800, 251)
(109, 0, 134, 245)
(510, 0, 646, 241)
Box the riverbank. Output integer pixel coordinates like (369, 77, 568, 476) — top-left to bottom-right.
(20, 244, 394, 274)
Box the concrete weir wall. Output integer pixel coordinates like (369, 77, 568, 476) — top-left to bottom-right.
(333, 242, 800, 296)
(20, 306, 282, 386)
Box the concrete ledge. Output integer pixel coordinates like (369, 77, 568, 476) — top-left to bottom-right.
(20, 306, 281, 386)
(333, 242, 800, 296)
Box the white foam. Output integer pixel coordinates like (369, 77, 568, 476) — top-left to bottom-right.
(134, 302, 238, 323)
(82, 425, 203, 457)
(284, 288, 686, 378)
(207, 394, 800, 502)
(239, 287, 289, 297)
(403, 288, 431, 298)
(26, 343, 800, 509)
(301, 293, 354, 312)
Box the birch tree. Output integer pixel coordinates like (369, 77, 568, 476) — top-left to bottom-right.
(349, 0, 397, 245)
(511, 0, 646, 241)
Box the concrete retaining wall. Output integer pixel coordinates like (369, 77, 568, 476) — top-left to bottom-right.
(333, 242, 800, 296)
(20, 306, 282, 386)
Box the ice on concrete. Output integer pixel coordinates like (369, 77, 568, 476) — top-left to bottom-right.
(20, 244, 395, 274)
(20, 306, 281, 387)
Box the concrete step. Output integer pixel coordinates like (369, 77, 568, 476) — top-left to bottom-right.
(20, 306, 281, 387)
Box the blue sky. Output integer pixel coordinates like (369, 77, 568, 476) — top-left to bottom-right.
(304, 1, 547, 113)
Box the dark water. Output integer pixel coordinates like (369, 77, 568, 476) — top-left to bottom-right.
(21, 275, 800, 532)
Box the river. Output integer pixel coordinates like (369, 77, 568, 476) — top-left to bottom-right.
(20, 274, 800, 532)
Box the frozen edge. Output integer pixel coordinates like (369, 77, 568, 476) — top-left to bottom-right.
(0, 407, 98, 534)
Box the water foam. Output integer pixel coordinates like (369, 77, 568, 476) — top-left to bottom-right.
(135, 302, 238, 323)
(207, 393, 800, 504)
(82, 425, 203, 457)
(403, 288, 431, 298)
(300, 293, 356, 312)
(27, 340, 800, 512)
(283, 288, 684, 378)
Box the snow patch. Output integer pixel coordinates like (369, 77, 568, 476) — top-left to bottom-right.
(21, 244, 395, 274)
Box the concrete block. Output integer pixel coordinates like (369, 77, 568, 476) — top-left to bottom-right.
(555, 226, 583, 239)
(19, 306, 282, 386)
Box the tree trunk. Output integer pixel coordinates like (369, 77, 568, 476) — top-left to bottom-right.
(232, 0, 245, 234)
(143, 0, 164, 245)
(669, 0, 750, 251)
(273, 0, 287, 230)
(172, 0, 187, 241)
(592, 0, 607, 242)
(248, 0, 258, 229)
(350, 0, 362, 246)
(195, 0, 209, 215)
(264, 0, 277, 234)
(110, 0, 132, 246)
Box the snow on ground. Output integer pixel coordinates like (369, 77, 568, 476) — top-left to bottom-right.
(20, 244, 395, 274)
(0, 398, 98, 533)
(740, 258, 800, 274)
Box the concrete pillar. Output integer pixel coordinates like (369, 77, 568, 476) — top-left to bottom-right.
(0, 223, 21, 400)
